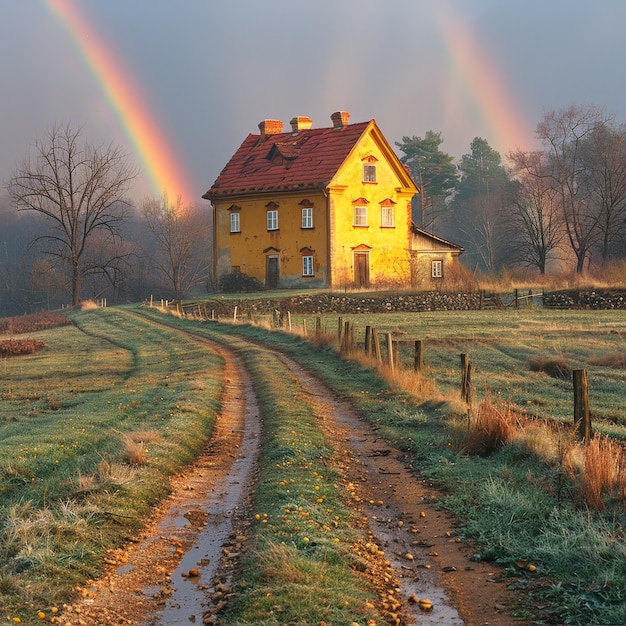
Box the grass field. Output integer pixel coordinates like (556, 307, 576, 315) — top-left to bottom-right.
(283, 309, 626, 436)
(0, 309, 223, 619)
(1, 304, 625, 624)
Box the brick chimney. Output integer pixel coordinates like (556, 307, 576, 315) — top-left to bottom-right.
(330, 111, 350, 129)
(290, 116, 313, 133)
(258, 119, 284, 136)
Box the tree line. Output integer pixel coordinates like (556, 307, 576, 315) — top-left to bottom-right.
(2, 104, 626, 316)
(1, 124, 213, 316)
(397, 103, 626, 275)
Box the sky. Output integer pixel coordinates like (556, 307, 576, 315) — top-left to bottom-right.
(1, 0, 626, 207)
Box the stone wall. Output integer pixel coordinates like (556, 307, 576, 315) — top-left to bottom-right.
(197, 291, 483, 317)
(543, 290, 626, 309)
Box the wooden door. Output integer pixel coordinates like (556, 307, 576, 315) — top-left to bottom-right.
(266, 255, 279, 289)
(353, 251, 370, 288)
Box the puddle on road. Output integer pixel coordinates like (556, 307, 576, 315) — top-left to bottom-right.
(369, 511, 463, 625)
(281, 356, 465, 625)
(153, 363, 260, 625)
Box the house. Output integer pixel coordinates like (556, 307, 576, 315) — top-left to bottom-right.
(203, 111, 462, 290)
(410, 225, 464, 290)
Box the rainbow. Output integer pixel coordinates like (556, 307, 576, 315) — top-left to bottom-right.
(45, 0, 196, 203)
(432, 3, 536, 155)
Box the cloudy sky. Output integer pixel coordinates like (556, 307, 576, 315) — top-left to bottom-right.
(1, 0, 625, 205)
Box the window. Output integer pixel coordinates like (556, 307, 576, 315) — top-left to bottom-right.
(381, 205, 394, 227)
(302, 255, 314, 276)
(432, 260, 443, 278)
(363, 163, 377, 183)
(230, 212, 240, 233)
(302, 207, 313, 229)
(354, 206, 368, 227)
(267, 209, 278, 230)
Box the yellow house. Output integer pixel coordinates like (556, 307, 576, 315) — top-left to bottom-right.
(203, 111, 461, 290)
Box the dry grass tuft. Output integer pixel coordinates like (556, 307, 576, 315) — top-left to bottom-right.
(462, 395, 516, 456)
(120, 430, 162, 465)
(578, 435, 624, 510)
(588, 351, 626, 369)
(377, 362, 439, 400)
(529, 356, 572, 380)
(79, 299, 100, 311)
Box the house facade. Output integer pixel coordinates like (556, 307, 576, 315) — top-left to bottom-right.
(204, 111, 461, 290)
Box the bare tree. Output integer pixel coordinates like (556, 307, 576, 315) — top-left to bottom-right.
(140, 194, 211, 298)
(536, 105, 610, 273)
(580, 122, 626, 262)
(8, 123, 137, 306)
(508, 149, 564, 274)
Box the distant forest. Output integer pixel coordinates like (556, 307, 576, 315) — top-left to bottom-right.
(2, 104, 626, 316)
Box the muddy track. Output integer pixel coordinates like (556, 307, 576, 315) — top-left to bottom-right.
(59, 322, 525, 625)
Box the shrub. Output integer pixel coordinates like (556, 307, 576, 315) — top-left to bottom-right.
(0, 339, 45, 357)
(220, 271, 263, 293)
(0, 311, 72, 335)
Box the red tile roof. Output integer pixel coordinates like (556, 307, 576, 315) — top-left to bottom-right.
(203, 120, 371, 199)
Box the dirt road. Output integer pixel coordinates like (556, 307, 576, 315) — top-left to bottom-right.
(59, 329, 524, 625)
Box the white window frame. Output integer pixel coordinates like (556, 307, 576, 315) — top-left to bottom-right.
(301, 207, 313, 229)
(381, 205, 394, 227)
(267, 209, 278, 231)
(354, 205, 368, 227)
(432, 260, 443, 278)
(363, 163, 377, 183)
(302, 255, 314, 276)
(230, 212, 240, 233)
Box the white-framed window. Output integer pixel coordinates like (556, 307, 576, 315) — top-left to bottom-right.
(363, 163, 377, 183)
(354, 206, 368, 227)
(302, 207, 313, 229)
(302, 255, 314, 276)
(432, 260, 443, 278)
(230, 212, 240, 233)
(267, 209, 278, 231)
(381, 205, 394, 227)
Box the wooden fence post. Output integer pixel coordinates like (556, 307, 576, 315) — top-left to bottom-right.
(302, 319, 307, 337)
(414, 340, 423, 372)
(337, 317, 343, 344)
(287, 311, 292, 332)
(315, 316, 321, 337)
(372, 328, 382, 363)
(233, 305, 238, 321)
(364, 325, 372, 356)
(573, 369, 592, 442)
(461, 353, 472, 405)
(387, 333, 394, 370)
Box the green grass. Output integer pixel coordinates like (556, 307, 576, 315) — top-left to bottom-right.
(284, 309, 626, 436)
(217, 339, 382, 624)
(4, 303, 626, 624)
(143, 305, 626, 625)
(0, 308, 222, 621)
